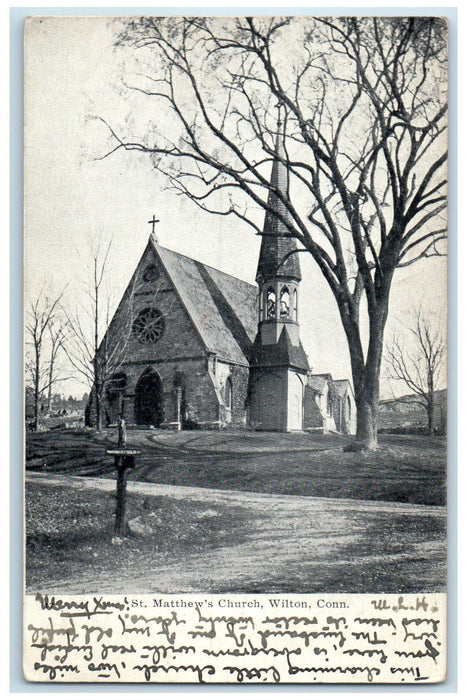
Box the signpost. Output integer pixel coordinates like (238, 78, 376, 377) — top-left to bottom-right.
(106, 447, 141, 536)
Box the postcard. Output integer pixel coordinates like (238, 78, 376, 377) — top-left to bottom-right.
(23, 14, 448, 684)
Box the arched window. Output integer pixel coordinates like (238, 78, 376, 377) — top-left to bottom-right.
(347, 395, 352, 421)
(258, 293, 263, 322)
(225, 377, 233, 410)
(266, 287, 276, 319)
(327, 390, 332, 416)
(280, 286, 290, 318)
(293, 289, 298, 320)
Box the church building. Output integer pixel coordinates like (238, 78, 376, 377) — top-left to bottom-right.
(87, 129, 356, 435)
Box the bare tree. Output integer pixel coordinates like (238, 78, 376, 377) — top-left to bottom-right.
(25, 290, 68, 430)
(45, 320, 69, 412)
(64, 238, 119, 431)
(99, 16, 447, 448)
(385, 309, 446, 435)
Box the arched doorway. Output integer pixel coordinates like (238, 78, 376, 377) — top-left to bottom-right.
(134, 368, 163, 426)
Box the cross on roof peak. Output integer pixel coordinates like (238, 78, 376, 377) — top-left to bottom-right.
(148, 214, 160, 236)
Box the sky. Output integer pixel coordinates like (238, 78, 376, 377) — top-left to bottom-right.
(23, 15, 448, 400)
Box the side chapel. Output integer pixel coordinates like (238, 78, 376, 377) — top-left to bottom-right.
(87, 128, 356, 435)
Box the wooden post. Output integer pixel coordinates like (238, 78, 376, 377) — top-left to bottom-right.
(114, 456, 126, 535)
(106, 449, 140, 537)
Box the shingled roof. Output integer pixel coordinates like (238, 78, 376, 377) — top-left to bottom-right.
(329, 379, 352, 398)
(307, 373, 332, 394)
(256, 124, 302, 284)
(250, 325, 310, 372)
(307, 374, 354, 398)
(155, 240, 257, 366)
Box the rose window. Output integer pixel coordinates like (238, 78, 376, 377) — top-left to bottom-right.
(132, 308, 165, 344)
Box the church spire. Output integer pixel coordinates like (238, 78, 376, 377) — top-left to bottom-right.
(255, 114, 302, 284)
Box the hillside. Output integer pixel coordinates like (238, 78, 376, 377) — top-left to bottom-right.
(378, 389, 447, 434)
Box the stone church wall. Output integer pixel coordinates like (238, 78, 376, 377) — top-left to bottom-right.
(229, 365, 249, 425)
(86, 237, 357, 434)
(248, 369, 288, 431)
(184, 359, 222, 426)
(114, 251, 206, 365)
(303, 385, 325, 429)
(214, 361, 249, 426)
(87, 356, 222, 428)
(123, 358, 221, 427)
(87, 243, 223, 427)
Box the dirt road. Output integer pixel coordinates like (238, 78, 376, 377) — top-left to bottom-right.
(26, 473, 446, 594)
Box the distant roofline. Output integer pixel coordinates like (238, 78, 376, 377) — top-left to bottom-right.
(155, 240, 257, 290)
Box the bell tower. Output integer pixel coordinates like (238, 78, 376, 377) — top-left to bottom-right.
(256, 116, 302, 346)
(249, 115, 310, 431)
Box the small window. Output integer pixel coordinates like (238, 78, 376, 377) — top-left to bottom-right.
(293, 289, 298, 320)
(347, 395, 352, 421)
(280, 286, 290, 318)
(143, 263, 161, 282)
(266, 287, 276, 319)
(107, 372, 127, 393)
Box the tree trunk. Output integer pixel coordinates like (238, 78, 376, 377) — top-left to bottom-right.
(427, 396, 434, 436)
(343, 298, 389, 451)
(94, 272, 102, 432)
(94, 380, 104, 432)
(348, 371, 380, 451)
(47, 362, 53, 413)
(33, 346, 41, 432)
(96, 391, 102, 432)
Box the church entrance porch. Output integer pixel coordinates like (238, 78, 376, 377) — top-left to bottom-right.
(134, 368, 163, 427)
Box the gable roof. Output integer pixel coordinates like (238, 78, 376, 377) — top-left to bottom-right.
(307, 374, 354, 398)
(329, 379, 353, 398)
(154, 239, 257, 365)
(307, 373, 332, 394)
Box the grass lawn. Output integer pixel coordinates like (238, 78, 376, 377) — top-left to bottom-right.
(26, 428, 447, 505)
(25, 480, 251, 592)
(25, 429, 446, 593)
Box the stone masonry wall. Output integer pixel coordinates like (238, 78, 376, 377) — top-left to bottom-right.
(230, 364, 249, 424)
(88, 244, 220, 427)
(303, 385, 324, 428)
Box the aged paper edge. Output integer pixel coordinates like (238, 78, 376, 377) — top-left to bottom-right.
(23, 592, 446, 684)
